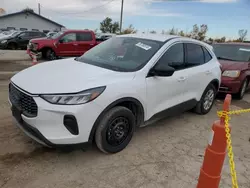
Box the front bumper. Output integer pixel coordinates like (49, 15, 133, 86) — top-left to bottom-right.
(9, 89, 103, 147)
(0, 42, 8, 49)
(219, 77, 241, 94)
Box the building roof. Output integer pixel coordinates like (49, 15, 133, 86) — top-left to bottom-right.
(0, 10, 64, 28)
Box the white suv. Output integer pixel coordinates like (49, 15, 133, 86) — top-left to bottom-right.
(9, 34, 221, 153)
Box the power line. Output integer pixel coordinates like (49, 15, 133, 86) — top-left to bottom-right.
(40, 0, 117, 15)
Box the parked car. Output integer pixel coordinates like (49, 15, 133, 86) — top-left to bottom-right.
(28, 30, 105, 60)
(95, 33, 116, 41)
(0, 30, 20, 40)
(46, 31, 57, 38)
(212, 43, 250, 99)
(0, 31, 46, 50)
(9, 34, 221, 153)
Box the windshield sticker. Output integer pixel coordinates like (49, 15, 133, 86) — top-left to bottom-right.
(135, 42, 152, 50)
(239, 48, 250, 52)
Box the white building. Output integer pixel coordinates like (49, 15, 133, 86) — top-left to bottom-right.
(0, 10, 65, 33)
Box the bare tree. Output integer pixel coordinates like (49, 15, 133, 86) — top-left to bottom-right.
(238, 29, 248, 42)
(149, 30, 157, 34)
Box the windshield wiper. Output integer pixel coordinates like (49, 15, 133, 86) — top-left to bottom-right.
(217, 57, 236, 61)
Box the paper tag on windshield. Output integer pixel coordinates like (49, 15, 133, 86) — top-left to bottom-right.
(135, 42, 152, 50)
(239, 48, 250, 52)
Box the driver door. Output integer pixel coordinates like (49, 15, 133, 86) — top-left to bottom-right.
(146, 42, 189, 119)
(57, 32, 78, 56)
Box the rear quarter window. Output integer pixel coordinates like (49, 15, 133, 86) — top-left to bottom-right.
(202, 47, 212, 63)
(186, 43, 205, 67)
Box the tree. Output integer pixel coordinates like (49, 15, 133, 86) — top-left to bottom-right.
(100, 17, 119, 34)
(167, 27, 178, 35)
(178, 30, 185, 37)
(22, 7, 34, 13)
(0, 8, 6, 15)
(190, 24, 208, 41)
(208, 37, 214, 43)
(220, 36, 226, 43)
(149, 30, 157, 34)
(238, 29, 248, 42)
(120, 24, 137, 34)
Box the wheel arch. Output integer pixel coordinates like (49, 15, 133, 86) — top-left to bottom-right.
(7, 41, 18, 49)
(209, 78, 220, 92)
(88, 97, 145, 143)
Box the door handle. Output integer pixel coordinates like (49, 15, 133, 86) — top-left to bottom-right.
(90, 44, 94, 46)
(205, 70, 212, 75)
(73, 43, 78, 46)
(177, 76, 186, 82)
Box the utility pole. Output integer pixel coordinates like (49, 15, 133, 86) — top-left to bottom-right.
(119, 0, 124, 34)
(38, 3, 41, 15)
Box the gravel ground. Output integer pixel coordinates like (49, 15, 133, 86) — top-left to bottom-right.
(0, 84, 250, 187)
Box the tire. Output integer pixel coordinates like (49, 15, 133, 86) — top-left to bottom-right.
(45, 48, 57, 60)
(7, 43, 17, 50)
(235, 79, 248, 100)
(194, 84, 216, 115)
(95, 106, 136, 154)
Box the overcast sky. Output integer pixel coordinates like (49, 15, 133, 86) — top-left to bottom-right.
(1, 0, 250, 39)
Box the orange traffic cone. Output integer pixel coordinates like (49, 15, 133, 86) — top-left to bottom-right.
(31, 53, 38, 65)
(197, 94, 232, 188)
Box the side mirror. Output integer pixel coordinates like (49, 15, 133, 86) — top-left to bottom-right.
(148, 63, 175, 77)
(18, 36, 22, 39)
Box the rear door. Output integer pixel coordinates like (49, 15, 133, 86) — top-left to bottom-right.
(183, 42, 214, 102)
(76, 32, 96, 56)
(56, 32, 78, 56)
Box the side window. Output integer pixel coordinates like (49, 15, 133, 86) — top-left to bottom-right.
(18, 32, 29, 38)
(77, 32, 93, 41)
(186, 43, 205, 67)
(157, 43, 185, 70)
(61, 33, 76, 43)
(202, 47, 212, 63)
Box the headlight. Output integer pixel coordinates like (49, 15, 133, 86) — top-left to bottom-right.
(222, 70, 240, 78)
(40, 86, 106, 105)
(32, 43, 38, 50)
(1, 40, 7, 44)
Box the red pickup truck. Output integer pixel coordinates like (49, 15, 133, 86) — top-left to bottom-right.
(28, 30, 104, 60)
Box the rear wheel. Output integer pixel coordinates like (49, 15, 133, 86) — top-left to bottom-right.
(235, 79, 248, 100)
(194, 84, 216, 115)
(95, 106, 136, 154)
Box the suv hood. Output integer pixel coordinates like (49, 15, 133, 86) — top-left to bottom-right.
(30, 37, 54, 43)
(218, 60, 248, 72)
(11, 58, 135, 94)
(0, 35, 13, 41)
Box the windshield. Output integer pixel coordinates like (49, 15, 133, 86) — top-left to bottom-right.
(76, 37, 163, 72)
(212, 44, 250, 62)
(11, 31, 20, 37)
(51, 31, 64, 39)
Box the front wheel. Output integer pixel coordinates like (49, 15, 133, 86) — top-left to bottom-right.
(235, 79, 248, 100)
(194, 84, 216, 115)
(95, 106, 136, 154)
(45, 49, 57, 60)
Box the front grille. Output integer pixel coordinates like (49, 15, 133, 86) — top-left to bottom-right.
(9, 83, 38, 117)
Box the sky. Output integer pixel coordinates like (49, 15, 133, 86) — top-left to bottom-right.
(1, 0, 250, 40)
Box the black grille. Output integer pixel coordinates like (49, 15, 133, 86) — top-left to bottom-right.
(9, 83, 38, 117)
